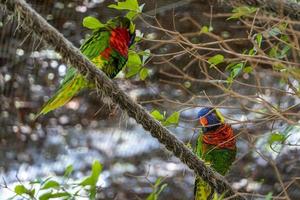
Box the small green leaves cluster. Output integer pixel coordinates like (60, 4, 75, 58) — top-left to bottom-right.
(82, 0, 144, 30)
(146, 177, 168, 200)
(200, 25, 213, 33)
(267, 25, 291, 60)
(228, 6, 257, 20)
(151, 110, 180, 126)
(126, 49, 150, 80)
(108, 0, 144, 20)
(11, 160, 102, 200)
(226, 7, 296, 86)
(207, 32, 263, 85)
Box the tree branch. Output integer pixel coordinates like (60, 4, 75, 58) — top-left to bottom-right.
(0, 0, 245, 199)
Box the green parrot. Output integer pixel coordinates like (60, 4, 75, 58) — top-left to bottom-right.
(37, 16, 135, 116)
(194, 107, 236, 200)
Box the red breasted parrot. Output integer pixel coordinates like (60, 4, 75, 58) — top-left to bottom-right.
(37, 16, 135, 116)
(194, 107, 236, 200)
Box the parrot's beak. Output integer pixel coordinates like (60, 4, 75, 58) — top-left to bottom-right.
(199, 117, 208, 126)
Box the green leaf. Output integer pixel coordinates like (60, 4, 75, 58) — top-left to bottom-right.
(80, 160, 102, 187)
(39, 192, 70, 200)
(265, 192, 273, 200)
(39, 191, 53, 200)
(231, 67, 242, 78)
(200, 26, 209, 33)
(108, 0, 139, 11)
(14, 185, 28, 195)
(129, 21, 136, 33)
(208, 54, 224, 66)
(139, 68, 149, 80)
(126, 11, 138, 20)
(255, 33, 263, 48)
(163, 112, 180, 126)
(80, 177, 93, 187)
(48, 192, 70, 198)
(151, 110, 165, 121)
(126, 52, 142, 78)
(268, 132, 286, 145)
(226, 62, 244, 78)
(243, 66, 253, 73)
(91, 160, 102, 184)
(109, 0, 143, 20)
(157, 184, 168, 197)
(248, 48, 256, 56)
(228, 6, 257, 20)
(64, 165, 73, 177)
(41, 180, 60, 190)
(82, 16, 104, 30)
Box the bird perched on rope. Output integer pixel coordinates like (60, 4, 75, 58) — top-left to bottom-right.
(194, 107, 236, 200)
(37, 16, 135, 116)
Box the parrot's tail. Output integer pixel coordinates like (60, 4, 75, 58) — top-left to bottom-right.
(194, 176, 214, 200)
(36, 75, 86, 117)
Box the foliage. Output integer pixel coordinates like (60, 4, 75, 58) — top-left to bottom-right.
(9, 161, 102, 200)
(151, 110, 180, 126)
(7, 161, 167, 200)
(125, 49, 150, 80)
(228, 6, 257, 19)
(82, 16, 104, 30)
(108, 0, 144, 20)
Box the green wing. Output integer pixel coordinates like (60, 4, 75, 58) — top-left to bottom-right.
(37, 29, 110, 116)
(61, 29, 110, 87)
(80, 29, 110, 59)
(202, 147, 236, 176)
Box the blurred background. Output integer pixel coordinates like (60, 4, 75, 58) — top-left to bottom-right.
(1, 0, 300, 199)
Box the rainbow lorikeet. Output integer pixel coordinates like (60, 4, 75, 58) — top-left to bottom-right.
(194, 107, 236, 200)
(37, 16, 135, 116)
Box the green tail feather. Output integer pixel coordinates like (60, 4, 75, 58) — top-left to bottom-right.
(194, 177, 213, 200)
(36, 75, 87, 117)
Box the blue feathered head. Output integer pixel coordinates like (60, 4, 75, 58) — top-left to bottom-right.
(197, 107, 225, 131)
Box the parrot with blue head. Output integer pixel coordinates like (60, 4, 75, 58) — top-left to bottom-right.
(194, 107, 236, 200)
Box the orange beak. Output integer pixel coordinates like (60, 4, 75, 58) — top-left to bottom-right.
(199, 117, 208, 126)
